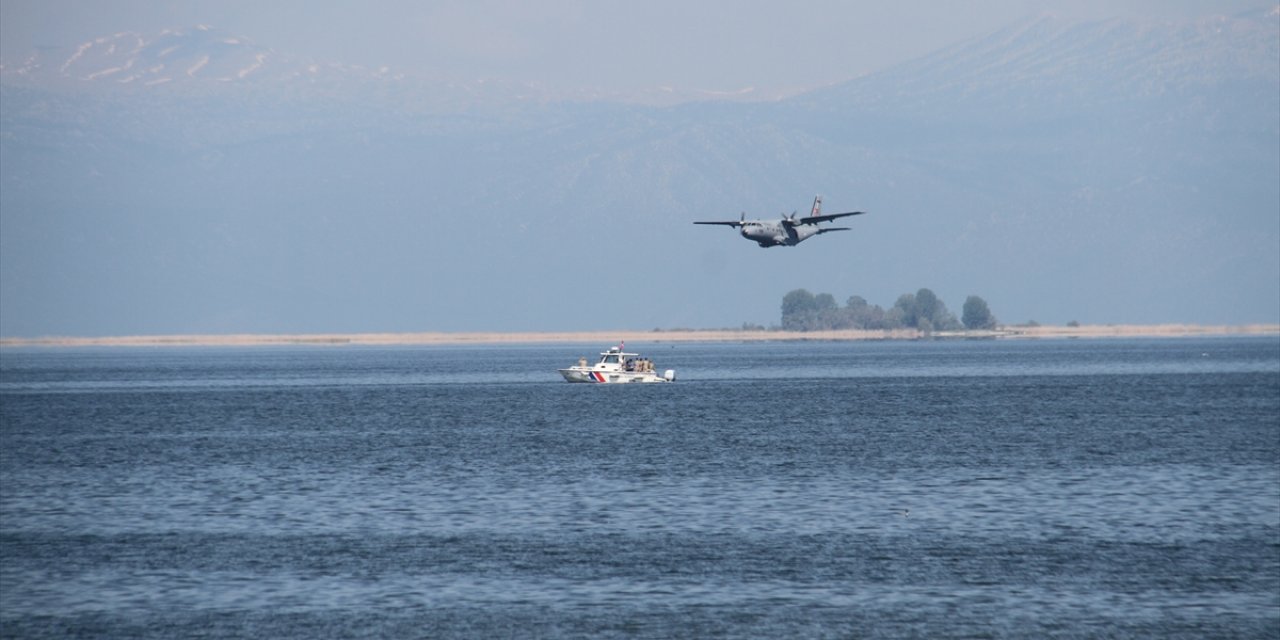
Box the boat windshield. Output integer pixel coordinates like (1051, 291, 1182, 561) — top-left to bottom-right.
(601, 354, 620, 364)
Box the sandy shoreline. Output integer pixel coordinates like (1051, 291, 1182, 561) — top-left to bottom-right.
(1, 324, 1276, 348)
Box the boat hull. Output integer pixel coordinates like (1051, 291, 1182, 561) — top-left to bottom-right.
(559, 368, 670, 383)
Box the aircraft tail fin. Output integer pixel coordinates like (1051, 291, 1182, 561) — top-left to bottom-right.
(810, 195, 822, 217)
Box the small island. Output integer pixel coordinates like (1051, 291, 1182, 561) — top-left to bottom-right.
(2, 285, 1276, 348)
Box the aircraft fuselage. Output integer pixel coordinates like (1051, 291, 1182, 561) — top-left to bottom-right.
(740, 221, 820, 247)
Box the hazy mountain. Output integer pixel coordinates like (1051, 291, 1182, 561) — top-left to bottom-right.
(3, 25, 342, 87)
(2, 11, 1276, 336)
(0, 24, 770, 107)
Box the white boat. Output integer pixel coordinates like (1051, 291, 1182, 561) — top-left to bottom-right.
(559, 345, 676, 383)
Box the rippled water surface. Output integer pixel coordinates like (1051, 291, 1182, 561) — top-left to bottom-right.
(2, 338, 1278, 638)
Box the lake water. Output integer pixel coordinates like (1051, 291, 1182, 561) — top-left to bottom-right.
(2, 337, 1278, 638)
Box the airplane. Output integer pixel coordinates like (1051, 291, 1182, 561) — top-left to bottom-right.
(694, 196, 866, 247)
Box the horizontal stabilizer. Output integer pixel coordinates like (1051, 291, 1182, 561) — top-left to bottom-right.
(814, 227, 851, 234)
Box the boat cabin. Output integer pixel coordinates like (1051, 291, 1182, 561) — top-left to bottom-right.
(593, 347, 655, 373)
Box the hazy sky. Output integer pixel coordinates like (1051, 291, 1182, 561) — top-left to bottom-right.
(1, 0, 1274, 335)
(1, 0, 1265, 95)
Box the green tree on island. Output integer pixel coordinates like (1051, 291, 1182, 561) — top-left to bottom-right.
(962, 295, 998, 330)
(888, 288, 961, 332)
(780, 287, 987, 332)
(781, 289, 846, 331)
(781, 289, 818, 330)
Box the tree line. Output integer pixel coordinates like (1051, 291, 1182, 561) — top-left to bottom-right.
(781, 288, 997, 332)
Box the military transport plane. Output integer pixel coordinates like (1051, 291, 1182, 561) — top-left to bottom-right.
(694, 196, 866, 247)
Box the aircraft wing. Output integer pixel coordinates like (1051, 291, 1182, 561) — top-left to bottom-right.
(800, 211, 865, 225)
(693, 220, 745, 227)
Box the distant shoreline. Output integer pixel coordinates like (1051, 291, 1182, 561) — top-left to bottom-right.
(1, 324, 1276, 348)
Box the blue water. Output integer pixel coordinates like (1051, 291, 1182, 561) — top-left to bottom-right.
(2, 338, 1278, 638)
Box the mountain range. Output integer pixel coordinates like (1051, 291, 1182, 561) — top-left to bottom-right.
(1, 9, 1277, 336)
